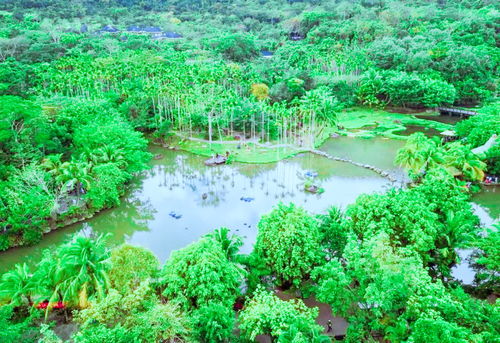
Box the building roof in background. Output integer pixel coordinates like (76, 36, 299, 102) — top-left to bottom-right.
(153, 31, 183, 39)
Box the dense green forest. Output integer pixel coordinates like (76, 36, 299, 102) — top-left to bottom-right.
(0, 0, 499, 341)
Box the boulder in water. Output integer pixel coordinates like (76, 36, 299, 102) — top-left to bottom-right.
(204, 154, 227, 166)
(305, 185, 320, 194)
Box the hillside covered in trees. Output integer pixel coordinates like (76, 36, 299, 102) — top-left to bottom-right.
(0, 0, 498, 341)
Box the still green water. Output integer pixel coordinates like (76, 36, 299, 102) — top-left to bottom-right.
(0, 137, 497, 273)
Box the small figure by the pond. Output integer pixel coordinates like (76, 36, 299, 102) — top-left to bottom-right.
(202, 193, 208, 200)
(327, 319, 333, 333)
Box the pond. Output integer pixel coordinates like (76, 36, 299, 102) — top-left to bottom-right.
(415, 113, 464, 125)
(395, 125, 442, 137)
(0, 137, 498, 279)
(451, 186, 499, 285)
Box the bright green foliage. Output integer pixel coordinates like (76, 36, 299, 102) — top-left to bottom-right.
(299, 86, 339, 126)
(108, 244, 159, 294)
(73, 325, 135, 343)
(75, 281, 191, 342)
(190, 301, 235, 343)
(211, 33, 259, 62)
(76, 282, 152, 328)
(0, 96, 50, 168)
(253, 203, 323, 287)
(358, 71, 456, 108)
(38, 324, 63, 343)
(421, 79, 457, 108)
(206, 227, 243, 262)
(311, 258, 352, 315)
(314, 233, 426, 323)
(409, 317, 469, 343)
(395, 133, 441, 174)
(475, 225, 500, 272)
(238, 287, 325, 342)
(347, 179, 478, 277)
(471, 223, 500, 294)
(160, 234, 243, 311)
(30, 234, 111, 309)
(316, 206, 348, 259)
(0, 263, 39, 306)
(357, 70, 384, 107)
(0, 97, 150, 249)
(54, 234, 110, 307)
(484, 142, 500, 175)
(277, 317, 330, 343)
(455, 111, 499, 148)
(395, 133, 487, 182)
(160, 233, 241, 341)
(0, 0, 498, 341)
(130, 302, 192, 342)
(313, 233, 499, 342)
(0, 305, 41, 343)
(455, 109, 499, 174)
(0, 165, 55, 248)
(84, 163, 127, 209)
(442, 142, 487, 181)
(349, 190, 440, 260)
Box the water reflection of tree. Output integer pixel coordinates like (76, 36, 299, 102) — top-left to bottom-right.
(90, 192, 156, 246)
(144, 149, 352, 208)
(149, 153, 231, 207)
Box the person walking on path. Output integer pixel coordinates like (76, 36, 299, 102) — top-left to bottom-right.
(327, 319, 333, 333)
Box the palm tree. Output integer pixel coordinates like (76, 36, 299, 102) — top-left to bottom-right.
(299, 87, 339, 148)
(207, 227, 242, 261)
(79, 149, 101, 170)
(57, 160, 93, 198)
(0, 263, 39, 307)
(443, 143, 486, 181)
(42, 153, 64, 179)
(395, 133, 441, 174)
(96, 146, 126, 167)
(54, 234, 110, 308)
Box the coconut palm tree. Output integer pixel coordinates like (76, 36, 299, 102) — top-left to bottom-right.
(57, 160, 93, 198)
(52, 234, 110, 308)
(41, 153, 64, 179)
(443, 143, 486, 181)
(96, 146, 126, 167)
(0, 263, 39, 307)
(80, 146, 126, 170)
(395, 133, 441, 174)
(207, 227, 243, 261)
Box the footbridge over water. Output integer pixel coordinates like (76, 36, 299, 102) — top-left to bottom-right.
(437, 107, 478, 118)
